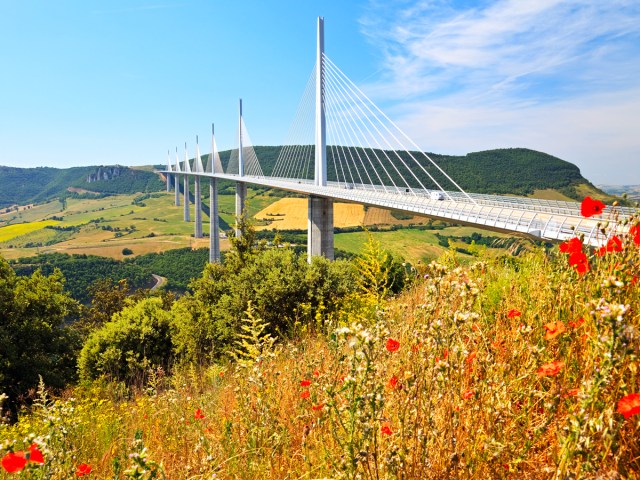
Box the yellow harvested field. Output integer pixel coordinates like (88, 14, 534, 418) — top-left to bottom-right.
(0, 220, 60, 242)
(255, 198, 365, 230)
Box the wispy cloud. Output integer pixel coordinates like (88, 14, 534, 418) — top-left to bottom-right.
(358, 0, 640, 183)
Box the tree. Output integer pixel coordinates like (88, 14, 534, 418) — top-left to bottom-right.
(0, 255, 80, 413)
(78, 297, 175, 383)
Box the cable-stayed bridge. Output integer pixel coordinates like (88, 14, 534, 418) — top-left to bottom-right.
(163, 18, 633, 263)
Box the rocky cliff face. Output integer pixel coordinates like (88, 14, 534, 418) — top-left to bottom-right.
(86, 166, 128, 183)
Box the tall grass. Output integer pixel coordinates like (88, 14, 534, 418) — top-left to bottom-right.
(1, 215, 639, 479)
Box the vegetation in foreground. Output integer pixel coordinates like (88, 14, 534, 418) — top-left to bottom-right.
(1, 200, 639, 479)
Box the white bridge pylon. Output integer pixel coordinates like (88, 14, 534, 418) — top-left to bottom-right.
(164, 17, 632, 261)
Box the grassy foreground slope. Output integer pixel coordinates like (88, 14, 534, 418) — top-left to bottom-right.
(1, 226, 638, 478)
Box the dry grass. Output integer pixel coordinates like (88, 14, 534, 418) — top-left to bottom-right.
(1, 218, 638, 478)
(255, 198, 367, 230)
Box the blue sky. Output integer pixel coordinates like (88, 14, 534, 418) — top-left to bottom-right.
(1, 0, 639, 184)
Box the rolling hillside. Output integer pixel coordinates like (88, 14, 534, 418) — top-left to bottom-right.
(0, 165, 165, 208)
(0, 147, 612, 209)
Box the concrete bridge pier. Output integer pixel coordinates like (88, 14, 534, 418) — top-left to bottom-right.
(174, 175, 180, 206)
(307, 196, 334, 261)
(183, 175, 190, 222)
(194, 176, 203, 238)
(166, 173, 171, 192)
(210, 177, 220, 262)
(235, 181, 247, 238)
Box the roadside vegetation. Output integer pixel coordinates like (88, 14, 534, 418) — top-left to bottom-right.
(1, 198, 638, 478)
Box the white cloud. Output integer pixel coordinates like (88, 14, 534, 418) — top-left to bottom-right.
(358, 0, 640, 184)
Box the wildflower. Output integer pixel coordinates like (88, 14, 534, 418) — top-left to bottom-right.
(76, 463, 93, 476)
(312, 403, 324, 411)
(1, 452, 27, 473)
(568, 252, 590, 274)
(387, 375, 399, 390)
(194, 408, 205, 419)
(462, 389, 475, 400)
(564, 388, 579, 398)
(568, 317, 585, 328)
(544, 321, 566, 340)
(28, 443, 44, 464)
(617, 393, 640, 419)
(300, 379, 311, 387)
(507, 309, 521, 318)
(300, 390, 310, 399)
(606, 236, 623, 252)
(313, 370, 320, 377)
(537, 361, 564, 378)
(559, 237, 583, 254)
(629, 224, 640, 245)
(580, 196, 605, 217)
(465, 351, 477, 364)
(381, 424, 393, 436)
(386, 338, 400, 352)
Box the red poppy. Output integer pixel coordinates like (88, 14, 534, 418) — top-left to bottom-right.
(386, 338, 400, 352)
(313, 370, 320, 377)
(462, 389, 475, 400)
(387, 375, 399, 390)
(617, 393, 640, 419)
(606, 236, 623, 252)
(381, 424, 393, 436)
(312, 403, 324, 411)
(194, 408, 205, 419)
(1, 452, 27, 473)
(544, 321, 566, 340)
(568, 317, 585, 329)
(465, 351, 477, 364)
(28, 443, 44, 464)
(76, 463, 93, 476)
(568, 251, 590, 274)
(300, 390, 310, 399)
(537, 360, 564, 378)
(597, 246, 606, 257)
(300, 379, 311, 387)
(630, 224, 640, 245)
(580, 196, 605, 217)
(559, 237, 583, 254)
(507, 309, 521, 318)
(563, 388, 579, 398)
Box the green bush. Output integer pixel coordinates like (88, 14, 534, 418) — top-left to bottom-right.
(173, 248, 355, 363)
(78, 297, 175, 383)
(0, 256, 80, 413)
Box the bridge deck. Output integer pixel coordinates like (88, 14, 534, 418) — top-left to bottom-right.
(169, 171, 631, 247)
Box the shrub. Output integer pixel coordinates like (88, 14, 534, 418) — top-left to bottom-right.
(78, 297, 174, 383)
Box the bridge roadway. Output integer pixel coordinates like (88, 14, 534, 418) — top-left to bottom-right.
(175, 171, 631, 247)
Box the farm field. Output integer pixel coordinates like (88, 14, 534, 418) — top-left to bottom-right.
(0, 189, 523, 262)
(335, 225, 513, 262)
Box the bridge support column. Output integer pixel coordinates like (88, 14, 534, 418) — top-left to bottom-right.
(235, 181, 247, 238)
(166, 173, 171, 192)
(194, 177, 202, 238)
(174, 175, 180, 206)
(308, 196, 334, 261)
(183, 176, 190, 222)
(210, 177, 220, 263)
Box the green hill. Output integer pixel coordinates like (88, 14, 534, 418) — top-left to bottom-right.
(0, 165, 165, 208)
(220, 146, 606, 200)
(0, 147, 608, 209)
